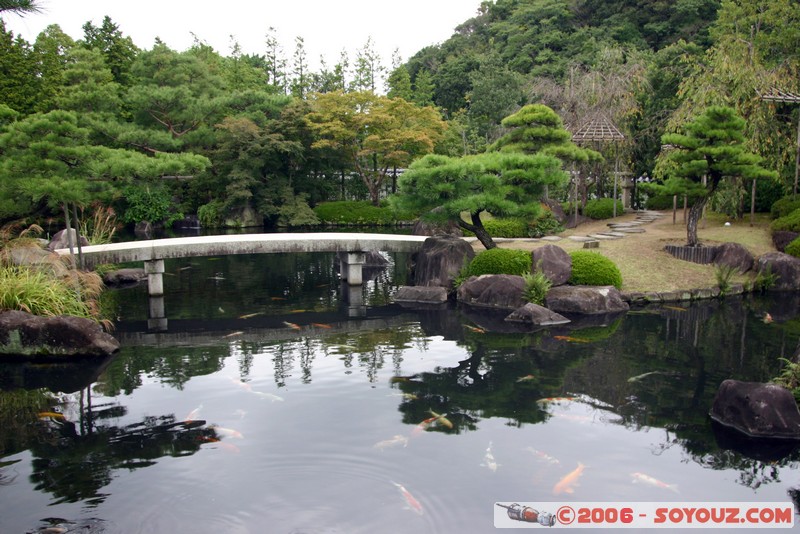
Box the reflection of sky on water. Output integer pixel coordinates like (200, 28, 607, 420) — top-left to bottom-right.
(3, 253, 800, 533)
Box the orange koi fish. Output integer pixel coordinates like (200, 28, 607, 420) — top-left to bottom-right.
(763, 312, 773, 324)
(289, 309, 308, 313)
(200, 436, 240, 453)
(270, 296, 287, 301)
(373, 434, 409, 450)
(464, 324, 486, 334)
(631, 472, 679, 493)
(282, 321, 302, 330)
(311, 322, 333, 329)
(211, 425, 244, 439)
(411, 416, 438, 437)
(553, 335, 589, 343)
(37, 412, 65, 421)
(553, 462, 585, 495)
(516, 374, 536, 382)
(391, 481, 424, 515)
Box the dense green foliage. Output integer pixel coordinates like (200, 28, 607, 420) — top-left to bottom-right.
(313, 201, 414, 226)
(771, 197, 800, 220)
(1, 0, 798, 235)
(0, 264, 103, 320)
(583, 198, 625, 219)
(568, 251, 623, 289)
(522, 270, 552, 306)
(784, 236, 800, 258)
(528, 209, 564, 237)
(465, 248, 532, 277)
(770, 209, 800, 233)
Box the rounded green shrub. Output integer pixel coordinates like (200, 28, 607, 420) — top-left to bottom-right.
(466, 248, 532, 277)
(583, 198, 624, 219)
(771, 197, 800, 220)
(785, 236, 800, 258)
(770, 208, 800, 233)
(568, 251, 623, 289)
(528, 210, 564, 237)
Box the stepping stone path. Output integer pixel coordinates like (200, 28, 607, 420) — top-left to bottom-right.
(574, 210, 664, 241)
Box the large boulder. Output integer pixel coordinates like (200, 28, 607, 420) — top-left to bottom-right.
(0, 310, 119, 358)
(713, 242, 754, 273)
(709, 379, 800, 440)
(393, 286, 448, 304)
(103, 268, 147, 287)
(532, 244, 571, 286)
(545, 285, 630, 315)
(772, 231, 799, 253)
(413, 236, 474, 289)
(47, 228, 89, 252)
(457, 274, 527, 311)
(756, 252, 800, 291)
(505, 303, 571, 326)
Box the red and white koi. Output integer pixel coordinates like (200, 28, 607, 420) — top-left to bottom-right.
(283, 321, 302, 330)
(631, 472, 679, 493)
(391, 481, 424, 515)
(411, 416, 437, 437)
(553, 462, 584, 495)
(184, 404, 203, 423)
(211, 425, 244, 439)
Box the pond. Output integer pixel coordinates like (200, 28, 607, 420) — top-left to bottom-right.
(1, 251, 799, 533)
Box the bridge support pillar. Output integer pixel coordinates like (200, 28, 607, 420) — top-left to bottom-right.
(340, 252, 366, 286)
(144, 259, 165, 296)
(148, 296, 168, 332)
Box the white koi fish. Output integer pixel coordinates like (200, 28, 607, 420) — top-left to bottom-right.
(525, 447, 560, 465)
(251, 391, 284, 402)
(482, 441, 500, 472)
(373, 434, 409, 450)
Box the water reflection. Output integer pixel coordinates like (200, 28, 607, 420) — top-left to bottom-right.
(2, 253, 800, 532)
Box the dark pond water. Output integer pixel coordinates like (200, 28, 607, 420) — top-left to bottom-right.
(2, 250, 800, 533)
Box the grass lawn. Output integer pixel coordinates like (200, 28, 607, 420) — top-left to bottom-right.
(481, 210, 777, 294)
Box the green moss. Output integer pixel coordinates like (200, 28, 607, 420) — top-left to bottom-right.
(568, 251, 623, 289)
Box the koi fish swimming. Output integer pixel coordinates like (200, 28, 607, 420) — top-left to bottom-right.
(373, 434, 409, 450)
(37, 412, 66, 421)
(250, 391, 284, 402)
(553, 335, 589, 343)
(536, 397, 576, 405)
(282, 321, 302, 330)
(184, 404, 203, 423)
(516, 374, 536, 382)
(553, 462, 585, 495)
(230, 377, 253, 392)
(482, 441, 500, 472)
(391, 481, 424, 515)
(631, 472, 679, 493)
(525, 447, 560, 465)
(428, 409, 453, 429)
(239, 312, 263, 319)
(411, 416, 437, 437)
(222, 331, 244, 339)
(211, 425, 244, 439)
(464, 324, 486, 334)
(310, 322, 333, 329)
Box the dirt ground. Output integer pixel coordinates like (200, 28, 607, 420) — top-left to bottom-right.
(480, 209, 776, 293)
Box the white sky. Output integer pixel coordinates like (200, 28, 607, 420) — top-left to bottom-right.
(4, 0, 483, 73)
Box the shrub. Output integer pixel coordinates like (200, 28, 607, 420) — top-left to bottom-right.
(0, 265, 103, 320)
(522, 270, 552, 305)
(465, 248, 532, 277)
(482, 218, 528, 238)
(714, 264, 736, 295)
(198, 200, 224, 227)
(121, 184, 182, 226)
(313, 201, 413, 225)
(771, 197, 800, 220)
(772, 357, 800, 403)
(785, 236, 800, 258)
(528, 210, 564, 237)
(583, 198, 624, 219)
(770, 208, 800, 233)
(645, 194, 675, 210)
(568, 251, 622, 289)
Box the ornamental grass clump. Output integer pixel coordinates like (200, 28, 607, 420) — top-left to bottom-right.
(568, 251, 623, 289)
(522, 271, 552, 306)
(0, 264, 105, 322)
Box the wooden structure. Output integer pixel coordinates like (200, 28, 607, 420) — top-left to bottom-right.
(569, 113, 626, 218)
(758, 88, 800, 196)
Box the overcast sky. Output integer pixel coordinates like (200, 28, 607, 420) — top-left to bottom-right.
(4, 0, 483, 72)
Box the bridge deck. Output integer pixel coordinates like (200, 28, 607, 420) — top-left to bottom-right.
(54, 233, 429, 267)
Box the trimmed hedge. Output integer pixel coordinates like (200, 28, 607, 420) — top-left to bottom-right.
(568, 251, 623, 289)
(466, 248, 532, 277)
(785, 236, 800, 258)
(583, 198, 624, 219)
(771, 197, 800, 220)
(313, 201, 415, 225)
(770, 208, 800, 233)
